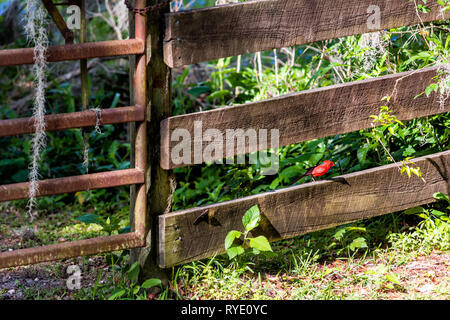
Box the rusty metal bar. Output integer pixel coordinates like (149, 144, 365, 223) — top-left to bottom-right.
(0, 169, 144, 202)
(79, 0, 89, 111)
(0, 105, 145, 137)
(133, 0, 147, 239)
(41, 0, 74, 44)
(0, 233, 144, 269)
(0, 39, 145, 67)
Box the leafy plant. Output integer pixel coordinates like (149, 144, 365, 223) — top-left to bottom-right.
(108, 262, 162, 300)
(328, 225, 368, 255)
(225, 205, 272, 259)
(404, 192, 450, 224)
(368, 101, 426, 181)
(76, 213, 129, 235)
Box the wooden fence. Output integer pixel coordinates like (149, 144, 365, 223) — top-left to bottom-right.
(0, 0, 449, 271)
(157, 0, 450, 268)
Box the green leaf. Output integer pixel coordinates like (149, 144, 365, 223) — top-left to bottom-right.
(269, 178, 280, 190)
(385, 274, 401, 285)
(108, 288, 126, 300)
(207, 90, 231, 102)
(187, 85, 210, 98)
(110, 92, 121, 109)
(127, 262, 140, 283)
(402, 146, 416, 157)
(425, 83, 438, 97)
(226, 244, 245, 259)
(119, 226, 131, 234)
(405, 166, 411, 178)
(433, 192, 450, 204)
(348, 237, 367, 251)
(279, 166, 301, 181)
(418, 213, 428, 219)
(242, 205, 261, 232)
(141, 278, 162, 289)
(76, 214, 101, 225)
(133, 286, 140, 295)
(346, 226, 367, 232)
(333, 228, 346, 240)
(225, 230, 242, 250)
(430, 209, 446, 217)
(357, 147, 369, 165)
(404, 207, 424, 215)
(416, 4, 431, 13)
(388, 126, 395, 136)
(248, 236, 272, 252)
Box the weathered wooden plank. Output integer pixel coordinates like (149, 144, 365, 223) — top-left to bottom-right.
(164, 0, 450, 67)
(158, 150, 450, 267)
(160, 66, 448, 169)
(129, 0, 173, 283)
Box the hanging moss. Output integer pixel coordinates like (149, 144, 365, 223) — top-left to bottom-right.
(24, 0, 49, 219)
(437, 56, 450, 110)
(360, 31, 388, 73)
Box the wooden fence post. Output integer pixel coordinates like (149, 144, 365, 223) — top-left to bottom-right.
(129, 0, 172, 283)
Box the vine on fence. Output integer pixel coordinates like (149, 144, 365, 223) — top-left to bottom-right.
(367, 0, 449, 182)
(369, 100, 425, 182)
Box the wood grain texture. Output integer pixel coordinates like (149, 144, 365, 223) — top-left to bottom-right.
(158, 150, 450, 267)
(129, 0, 173, 283)
(164, 0, 450, 67)
(160, 66, 448, 169)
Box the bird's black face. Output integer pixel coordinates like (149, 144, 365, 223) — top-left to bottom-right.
(323, 160, 335, 167)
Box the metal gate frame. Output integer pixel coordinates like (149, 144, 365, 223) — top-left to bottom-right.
(0, 1, 148, 269)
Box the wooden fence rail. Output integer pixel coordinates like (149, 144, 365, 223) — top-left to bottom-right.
(159, 150, 450, 267)
(161, 66, 447, 169)
(164, 0, 450, 67)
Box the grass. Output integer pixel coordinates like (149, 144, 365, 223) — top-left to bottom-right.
(0, 188, 130, 251)
(1, 201, 448, 300)
(167, 218, 449, 300)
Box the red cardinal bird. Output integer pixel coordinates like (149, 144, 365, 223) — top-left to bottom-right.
(292, 160, 335, 184)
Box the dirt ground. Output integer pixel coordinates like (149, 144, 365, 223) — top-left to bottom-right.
(1, 248, 448, 300)
(1, 216, 448, 300)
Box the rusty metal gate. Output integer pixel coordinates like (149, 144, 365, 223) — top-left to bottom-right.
(0, 0, 149, 268)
